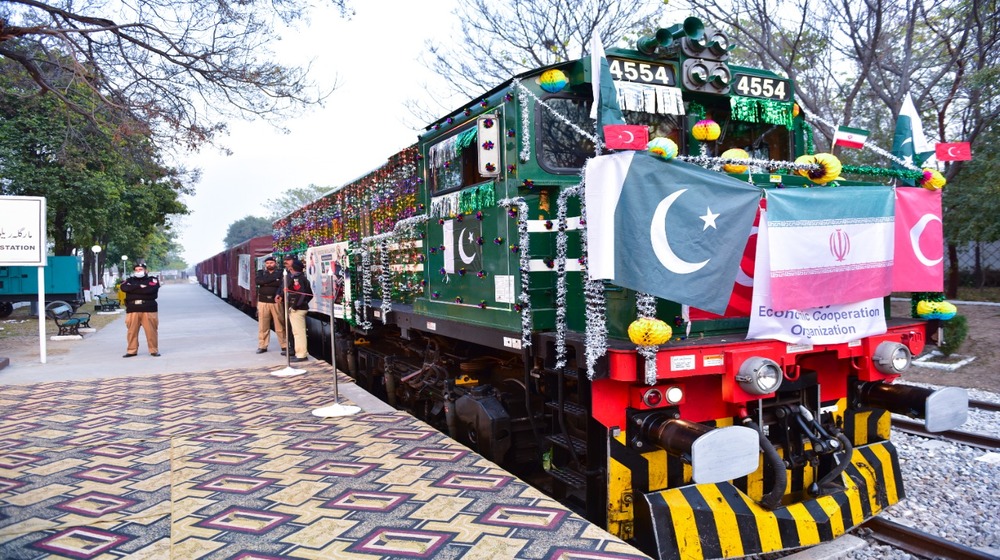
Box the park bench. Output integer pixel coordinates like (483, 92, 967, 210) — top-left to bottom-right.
(94, 294, 120, 312)
(46, 303, 91, 336)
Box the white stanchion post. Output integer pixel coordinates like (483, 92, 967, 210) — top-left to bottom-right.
(313, 264, 360, 417)
(272, 265, 306, 378)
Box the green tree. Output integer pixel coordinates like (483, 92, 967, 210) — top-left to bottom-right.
(263, 184, 331, 220)
(0, 57, 191, 288)
(224, 216, 273, 247)
(411, 0, 665, 120)
(0, 0, 353, 150)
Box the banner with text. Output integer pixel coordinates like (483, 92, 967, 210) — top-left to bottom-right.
(749, 209, 886, 345)
(0, 196, 46, 266)
(304, 242, 352, 320)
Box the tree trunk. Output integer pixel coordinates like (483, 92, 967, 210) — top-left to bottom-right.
(947, 243, 959, 299)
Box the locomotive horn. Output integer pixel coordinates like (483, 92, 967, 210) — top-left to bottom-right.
(637, 17, 705, 56)
(857, 382, 968, 432)
(639, 415, 758, 483)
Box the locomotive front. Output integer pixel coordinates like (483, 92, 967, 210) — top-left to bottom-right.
(271, 17, 968, 560)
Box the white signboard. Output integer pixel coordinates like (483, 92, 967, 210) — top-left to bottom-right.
(748, 209, 887, 345)
(304, 242, 352, 319)
(0, 196, 47, 266)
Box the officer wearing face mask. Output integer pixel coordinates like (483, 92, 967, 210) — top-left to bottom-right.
(120, 262, 161, 357)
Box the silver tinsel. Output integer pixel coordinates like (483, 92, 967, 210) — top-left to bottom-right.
(578, 176, 608, 379)
(379, 240, 391, 324)
(357, 247, 373, 330)
(677, 154, 821, 174)
(518, 86, 532, 163)
(499, 196, 532, 349)
(635, 292, 659, 385)
(554, 185, 583, 370)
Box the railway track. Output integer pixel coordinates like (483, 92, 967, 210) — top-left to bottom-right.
(860, 517, 999, 560)
(891, 417, 1000, 450)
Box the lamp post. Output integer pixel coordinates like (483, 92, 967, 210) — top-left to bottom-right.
(121, 255, 128, 279)
(91, 245, 102, 291)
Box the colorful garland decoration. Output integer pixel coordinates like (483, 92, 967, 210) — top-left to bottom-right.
(356, 247, 373, 330)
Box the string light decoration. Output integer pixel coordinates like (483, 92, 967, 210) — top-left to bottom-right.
(499, 196, 533, 348)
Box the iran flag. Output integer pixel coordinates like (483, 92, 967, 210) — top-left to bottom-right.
(892, 187, 943, 291)
(767, 186, 895, 311)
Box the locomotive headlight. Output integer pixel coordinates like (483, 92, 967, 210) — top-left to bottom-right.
(735, 357, 783, 395)
(665, 386, 684, 404)
(873, 341, 911, 374)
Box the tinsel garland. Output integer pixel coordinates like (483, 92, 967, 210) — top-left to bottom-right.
(379, 240, 391, 323)
(802, 121, 815, 155)
(730, 96, 794, 128)
(356, 247, 373, 330)
(635, 292, 659, 385)
(554, 185, 583, 370)
(514, 81, 600, 151)
(518, 87, 532, 163)
(460, 182, 496, 214)
(678, 154, 820, 174)
(688, 101, 707, 120)
(577, 175, 608, 379)
(840, 165, 924, 181)
(499, 196, 533, 348)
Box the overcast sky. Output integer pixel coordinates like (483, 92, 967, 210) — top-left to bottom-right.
(176, 1, 461, 266)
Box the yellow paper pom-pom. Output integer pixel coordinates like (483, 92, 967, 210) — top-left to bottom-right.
(795, 153, 842, 185)
(692, 119, 721, 142)
(916, 300, 957, 320)
(793, 103, 801, 117)
(539, 69, 568, 93)
(920, 168, 947, 190)
(646, 137, 679, 160)
(721, 148, 750, 173)
(628, 317, 673, 346)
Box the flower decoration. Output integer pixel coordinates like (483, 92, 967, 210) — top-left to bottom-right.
(482, 140, 495, 150)
(477, 271, 488, 278)
(494, 236, 504, 245)
(510, 244, 520, 253)
(459, 268, 467, 276)
(507, 129, 516, 138)
(432, 291, 440, 299)
(691, 119, 721, 142)
(504, 92, 514, 102)
(446, 117, 454, 124)
(508, 207, 519, 218)
(920, 168, 946, 190)
(485, 162, 496, 173)
(543, 258, 554, 268)
(439, 267, 447, 275)
(455, 296, 464, 304)
(647, 137, 678, 160)
(456, 213, 463, 222)
(438, 218, 445, 225)
(476, 211, 484, 220)
(482, 118, 494, 128)
(721, 148, 750, 173)
(522, 179, 534, 189)
(480, 99, 489, 108)
(479, 300, 488, 309)
(795, 153, 842, 184)
(507, 164, 517, 174)
(513, 304, 523, 312)
(476, 236, 484, 245)
(464, 108, 472, 116)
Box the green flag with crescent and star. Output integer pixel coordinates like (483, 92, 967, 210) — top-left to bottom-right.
(891, 94, 934, 185)
(584, 151, 761, 314)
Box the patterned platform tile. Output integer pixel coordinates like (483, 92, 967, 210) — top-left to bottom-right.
(0, 364, 650, 559)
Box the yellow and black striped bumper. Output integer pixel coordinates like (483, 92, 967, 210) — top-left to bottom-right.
(632, 441, 904, 560)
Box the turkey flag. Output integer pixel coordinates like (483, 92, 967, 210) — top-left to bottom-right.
(935, 142, 972, 161)
(603, 125, 648, 150)
(892, 188, 944, 291)
(689, 202, 763, 320)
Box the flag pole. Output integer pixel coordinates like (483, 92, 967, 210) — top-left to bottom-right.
(272, 265, 307, 378)
(313, 262, 360, 417)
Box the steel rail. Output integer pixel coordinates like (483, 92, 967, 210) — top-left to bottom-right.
(891, 417, 1000, 451)
(970, 398, 1000, 413)
(861, 517, 999, 560)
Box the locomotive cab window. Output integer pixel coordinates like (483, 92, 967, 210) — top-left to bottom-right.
(699, 103, 793, 162)
(428, 126, 480, 194)
(537, 96, 595, 173)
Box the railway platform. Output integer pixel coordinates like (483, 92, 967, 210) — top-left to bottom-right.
(0, 282, 648, 559)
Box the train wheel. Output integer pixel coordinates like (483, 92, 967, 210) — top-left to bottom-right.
(0, 302, 13, 318)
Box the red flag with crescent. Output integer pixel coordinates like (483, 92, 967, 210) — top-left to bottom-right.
(689, 202, 763, 320)
(603, 124, 648, 150)
(935, 142, 972, 161)
(892, 188, 943, 291)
